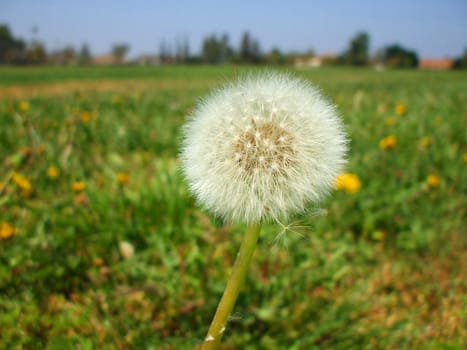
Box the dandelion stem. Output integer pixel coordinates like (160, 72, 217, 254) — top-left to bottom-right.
(201, 223, 262, 350)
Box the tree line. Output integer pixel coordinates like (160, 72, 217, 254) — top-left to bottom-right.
(1, 24, 466, 69)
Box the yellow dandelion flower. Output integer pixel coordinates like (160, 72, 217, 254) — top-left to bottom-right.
(72, 180, 85, 192)
(385, 117, 396, 126)
(112, 95, 122, 104)
(116, 172, 129, 185)
(379, 135, 397, 150)
(80, 111, 91, 123)
(395, 103, 406, 116)
(47, 166, 60, 178)
(18, 101, 29, 113)
(334, 173, 362, 193)
(463, 153, 467, 163)
(417, 137, 430, 150)
(12, 172, 32, 193)
(0, 221, 15, 239)
(433, 117, 442, 126)
(426, 174, 439, 188)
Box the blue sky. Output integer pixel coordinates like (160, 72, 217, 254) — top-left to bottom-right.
(1, 0, 466, 58)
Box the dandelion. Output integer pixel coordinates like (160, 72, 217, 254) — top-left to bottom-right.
(12, 172, 32, 195)
(112, 95, 122, 104)
(463, 153, 467, 163)
(426, 174, 439, 188)
(182, 72, 347, 224)
(47, 166, 60, 178)
(72, 180, 85, 192)
(116, 172, 129, 185)
(334, 173, 361, 193)
(0, 221, 15, 240)
(395, 102, 406, 116)
(417, 137, 430, 150)
(181, 72, 347, 349)
(18, 101, 29, 113)
(385, 117, 396, 126)
(80, 111, 91, 123)
(119, 241, 134, 259)
(379, 135, 397, 150)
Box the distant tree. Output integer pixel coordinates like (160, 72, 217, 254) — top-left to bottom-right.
(26, 41, 47, 64)
(381, 44, 418, 68)
(264, 48, 285, 65)
(340, 31, 370, 66)
(453, 48, 467, 69)
(77, 43, 91, 65)
(239, 31, 262, 64)
(61, 45, 76, 65)
(201, 33, 232, 64)
(0, 24, 26, 63)
(112, 43, 129, 64)
(174, 36, 190, 64)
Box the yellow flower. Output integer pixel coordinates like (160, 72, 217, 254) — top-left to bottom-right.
(385, 117, 396, 126)
(0, 221, 15, 239)
(379, 135, 397, 150)
(12, 172, 32, 193)
(334, 173, 362, 193)
(116, 172, 129, 185)
(426, 174, 439, 188)
(18, 101, 29, 113)
(47, 166, 60, 178)
(72, 181, 85, 192)
(395, 103, 406, 116)
(112, 95, 122, 104)
(417, 137, 430, 150)
(463, 153, 467, 163)
(80, 111, 91, 123)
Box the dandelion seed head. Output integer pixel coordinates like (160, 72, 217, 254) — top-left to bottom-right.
(181, 72, 347, 223)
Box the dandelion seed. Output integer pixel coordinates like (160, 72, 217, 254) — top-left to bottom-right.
(72, 180, 85, 192)
(379, 135, 397, 150)
(334, 173, 361, 193)
(181, 72, 347, 223)
(0, 221, 15, 240)
(47, 166, 60, 178)
(119, 241, 134, 259)
(426, 174, 439, 188)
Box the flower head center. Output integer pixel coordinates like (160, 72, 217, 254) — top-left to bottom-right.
(233, 122, 296, 174)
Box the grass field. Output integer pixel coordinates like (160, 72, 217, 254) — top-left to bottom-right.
(0, 65, 466, 350)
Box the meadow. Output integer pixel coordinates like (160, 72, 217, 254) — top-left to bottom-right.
(0, 65, 465, 350)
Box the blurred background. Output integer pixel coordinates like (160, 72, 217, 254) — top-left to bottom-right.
(0, 1, 466, 349)
(1, 0, 467, 67)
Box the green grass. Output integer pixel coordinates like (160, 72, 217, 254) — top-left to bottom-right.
(0, 66, 466, 349)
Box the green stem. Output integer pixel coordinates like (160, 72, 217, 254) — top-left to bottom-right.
(201, 223, 263, 350)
